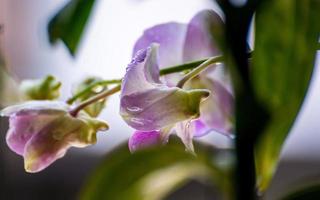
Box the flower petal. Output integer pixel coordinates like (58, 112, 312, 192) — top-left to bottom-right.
(128, 130, 161, 152)
(133, 23, 188, 86)
(175, 120, 195, 153)
(121, 44, 161, 97)
(183, 10, 224, 62)
(0, 100, 67, 117)
(6, 112, 62, 155)
(2, 101, 68, 156)
(23, 112, 108, 173)
(133, 23, 187, 67)
(121, 45, 210, 131)
(191, 119, 212, 137)
(121, 87, 210, 131)
(199, 77, 234, 135)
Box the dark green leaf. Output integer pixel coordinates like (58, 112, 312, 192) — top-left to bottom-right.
(253, 0, 320, 191)
(281, 184, 320, 200)
(80, 140, 233, 200)
(48, 0, 96, 56)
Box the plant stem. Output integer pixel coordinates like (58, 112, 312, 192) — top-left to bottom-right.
(218, 1, 259, 198)
(176, 56, 223, 88)
(159, 59, 208, 75)
(67, 79, 122, 104)
(69, 84, 121, 117)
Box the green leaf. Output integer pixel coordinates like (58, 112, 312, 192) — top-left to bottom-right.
(253, 0, 320, 191)
(80, 140, 233, 200)
(48, 0, 96, 56)
(281, 184, 320, 200)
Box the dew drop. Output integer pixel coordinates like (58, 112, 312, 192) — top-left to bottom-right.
(130, 118, 145, 126)
(126, 106, 142, 112)
(92, 85, 104, 93)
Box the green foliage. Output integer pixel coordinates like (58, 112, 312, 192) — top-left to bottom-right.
(80, 140, 233, 200)
(281, 184, 320, 200)
(48, 0, 96, 56)
(253, 0, 320, 191)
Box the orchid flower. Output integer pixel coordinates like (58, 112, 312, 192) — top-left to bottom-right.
(0, 101, 108, 173)
(120, 10, 234, 152)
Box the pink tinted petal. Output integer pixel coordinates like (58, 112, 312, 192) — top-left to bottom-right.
(23, 112, 108, 173)
(23, 129, 70, 173)
(22, 116, 81, 173)
(6, 113, 58, 155)
(200, 78, 234, 135)
(175, 121, 195, 153)
(133, 22, 187, 67)
(183, 10, 223, 62)
(128, 130, 161, 152)
(2, 101, 66, 157)
(191, 119, 212, 137)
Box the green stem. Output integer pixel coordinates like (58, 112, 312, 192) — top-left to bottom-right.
(176, 56, 223, 88)
(69, 84, 121, 117)
(159, 59, 208, 75)
(67, 79, 122, 104)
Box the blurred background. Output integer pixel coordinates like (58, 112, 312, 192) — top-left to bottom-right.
(0, 0, 319, 199)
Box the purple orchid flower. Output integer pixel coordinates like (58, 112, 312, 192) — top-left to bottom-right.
(1, 101, 108, 173)
(120, 10, 234, 152)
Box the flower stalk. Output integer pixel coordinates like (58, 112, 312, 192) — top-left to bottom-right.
(67, 79, 122, 104)
(69, 84, 121, 117)
(176, 55, 223, 88)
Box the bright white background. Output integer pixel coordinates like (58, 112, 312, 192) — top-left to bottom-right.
(1, 0, 320, 161)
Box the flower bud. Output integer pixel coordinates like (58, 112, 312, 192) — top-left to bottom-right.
(20, 75, 61, 100)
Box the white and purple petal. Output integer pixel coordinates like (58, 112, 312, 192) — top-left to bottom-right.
(133, 23, 187, 67)
(128, 130, 162, 152)
(199, 76, 234, 135)
(121, 44, 210, 131)
(175, 120, 195, 153)
(183, 10, 224, 62)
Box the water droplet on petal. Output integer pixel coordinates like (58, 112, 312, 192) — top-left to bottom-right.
(126, 106, 142, 112)
(130, 118, 145, 126)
